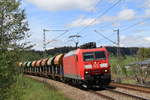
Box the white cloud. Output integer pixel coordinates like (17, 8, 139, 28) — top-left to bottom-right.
(68, 16, 100, 27)
(118, 9, 136, 20)
(144, 0, 150, 8)
(26, 0, 100, 11)
(144, 9, 150, 17)
(68, 8, 136, 27)
(144, 37, 150, 42)
(120, 35, 150, 47)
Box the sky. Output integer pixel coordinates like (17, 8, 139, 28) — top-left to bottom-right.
(21, 0, 150, 50)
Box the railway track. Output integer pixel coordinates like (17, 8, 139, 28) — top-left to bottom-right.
(25, 75, 115, 100)
(104, 87, 149, 100)
(88, 90, 115, 100)
(110, 82, 150, 93)
(25, 75, 150, 100)
(88, 88, 150, 100)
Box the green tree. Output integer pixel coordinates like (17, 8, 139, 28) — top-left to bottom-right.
(131, 48, 150, 84)
(137, 48, 150, 60)
(0, 0, 29, 99)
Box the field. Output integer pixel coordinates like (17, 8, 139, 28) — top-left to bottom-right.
(110, 55, 150, 85)
(7, 75, 71, 100)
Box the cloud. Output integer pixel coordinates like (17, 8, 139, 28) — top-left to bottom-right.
(68, 8, 136, 27)
(120, 35, 150, 47)
(144, 37, 150, 42)
(144, 0, 150, 8)
(118, 9, 136, 20)
(67, 16, 100, 27)
(144, 9, 150, 17)
(26, 0, 100, 11)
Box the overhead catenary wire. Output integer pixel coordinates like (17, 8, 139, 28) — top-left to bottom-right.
(60, 0, 104, 41)
(94, 30, 117, 44)
(94, 18, 150, 46)
(121, 18, 150, 32)
(77, 0, 122, 35)
(45, 0, 122, 47)
(52, 30, 69, 39)
(42, 29, 69, 50)
(46, 30, 69, 43)
(58, 0, 122, 46)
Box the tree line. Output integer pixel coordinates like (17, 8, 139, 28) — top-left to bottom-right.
(43, 46, 138, 56)
(0, 0, 150, 99)
(0, 0, 31, 99)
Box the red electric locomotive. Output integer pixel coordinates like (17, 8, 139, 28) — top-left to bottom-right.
(19, 42, 111, 88)
(63, 47, 111, 87)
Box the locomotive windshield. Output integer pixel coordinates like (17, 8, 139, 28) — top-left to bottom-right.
(83, 51, 106, 61)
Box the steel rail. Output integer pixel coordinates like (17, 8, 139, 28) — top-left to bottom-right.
(104, 88, 150, 100)
(110, 83, 150, 93)
(89, 90, 115, 100)
(25, 75, 114, 100)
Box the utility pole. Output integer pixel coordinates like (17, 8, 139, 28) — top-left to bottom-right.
(43, 29, 50, 52)
(114, 29, 120, 57)
(114, 29, 122, 83)
(69, 35, 81, 48)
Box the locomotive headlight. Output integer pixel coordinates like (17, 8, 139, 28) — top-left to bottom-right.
(100, 63, 108, 68)
(85, 71, 89, 74)
(84, 65, 92, 69)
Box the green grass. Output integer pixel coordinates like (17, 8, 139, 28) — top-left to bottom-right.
(121, 78, 136, 84)
(8, 75, 71, 100)
(109, 56, 138, 84)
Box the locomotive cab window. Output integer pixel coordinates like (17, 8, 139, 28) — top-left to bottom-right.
(95, 51, 106, 60)
(83, 51, 106, 61)
(83, 52, 94, 61)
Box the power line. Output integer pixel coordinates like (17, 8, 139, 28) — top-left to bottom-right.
(94, 18, 150, 46)
(121, 18, 150, 32)
(51, 30, 69, 39)
(77, 0, 122, 35)
(94, 30, 117, 44)
(42, 29, 69, 51)
(44, 0, 122, 47)
(61, 0, 103, 40)
(47, 30, 69, 42)
(62, 0, 122, 46)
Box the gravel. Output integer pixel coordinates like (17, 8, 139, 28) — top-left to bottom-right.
(25, 75, 109, 100)
(25, 75, 150, 100)
(114, 87, 150, 99)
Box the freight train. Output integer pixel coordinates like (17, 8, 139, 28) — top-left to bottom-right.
(18, 43, 111, 88)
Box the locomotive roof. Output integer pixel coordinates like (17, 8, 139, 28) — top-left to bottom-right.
(64, 50, 77, 57)
(64, 47, 106, 57)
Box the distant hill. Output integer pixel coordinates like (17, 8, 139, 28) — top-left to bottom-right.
(105, 46, 138, 56)
(45, 46, 138, 56)
(27, 46, 139, 57)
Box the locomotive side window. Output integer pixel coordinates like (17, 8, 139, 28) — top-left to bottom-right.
(83, 51, 106, 61)
(95, 51, 106, 60)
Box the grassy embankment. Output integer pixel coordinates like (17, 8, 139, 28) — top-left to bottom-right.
(8, 75, 71, 100)
(109, 56, 137, 84)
